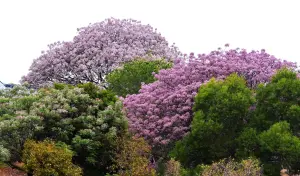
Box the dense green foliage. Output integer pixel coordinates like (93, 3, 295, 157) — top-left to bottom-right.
(106, 59, 172, 97)
(253, 68, 300, 132)
(258, 122, 300, 175)
(31, 84, 127, 173)
(0, 116, 43, 161)
(170, 74, 254, 167)
(0, 145, 10, 162)
(0, 83, 133, 175)
(170, 69, 300, 176)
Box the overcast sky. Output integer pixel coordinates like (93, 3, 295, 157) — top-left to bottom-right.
(0, 0, 299, 84)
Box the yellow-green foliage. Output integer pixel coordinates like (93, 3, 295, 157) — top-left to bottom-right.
(22, 140, 82, 176)
(111, 137, 156, 176)
(164, 158, 182, 176)
(201, 158, 262, 176)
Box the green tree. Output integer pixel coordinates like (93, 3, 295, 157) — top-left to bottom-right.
(106, 59, 172, 97)
(0, 85, 35, 98)
(0, 85, 37, 119)
(247, 69, 300, 175)
(77, 82, 117, 109)
(71, 100, 128, 173)
(258, 121, 300, 175)
(53, 82, 117, 109)
(0, 145, 10, 162)
(235, 128, 260, 159)
(13, 96, 38, 114)
(0, 116, 43, 161)
(29, 85, 128, 174)
(170, 74, 254, 167)
(0, 97, 14, 119)
(0, 83, 128, 174)
(252, 68, 300, 132)
(22, 139, 82, 176)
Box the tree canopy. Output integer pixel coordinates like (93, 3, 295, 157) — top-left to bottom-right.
(22, 18, 179, 88)
(2, 17, 300, 175)
(169, 69, 300, 176)
(22, 139, 82, 176)
(124, 47, 296, 151)
(170, 74, 254, 167)
(107, 59, 172, 97)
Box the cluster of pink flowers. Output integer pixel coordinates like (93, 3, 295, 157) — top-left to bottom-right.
(124, 47, 297, 146)
(22, 18, 180, 88)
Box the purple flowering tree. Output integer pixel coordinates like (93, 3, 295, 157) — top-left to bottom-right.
(123, 46, 297, 148)
(22, 18, 180, 88)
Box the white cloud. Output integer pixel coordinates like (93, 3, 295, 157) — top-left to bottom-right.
(0, 0, 299, 83)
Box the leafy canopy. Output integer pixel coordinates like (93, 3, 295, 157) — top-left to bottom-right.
(252, 68, 300, 132)
(0, 116, 43, 161)
(258, 121, 300, 175)
(29, 84, 128, 173)
(107, 59, 172, 97)
(170, 74, 254, 167)
(22, 139, 82, 176)
(170, 69, 300, 176)
(0, 83, 129, 174)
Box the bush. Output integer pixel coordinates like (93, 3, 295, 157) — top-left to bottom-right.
(201, 158, 262, 176)
(0, 116, 43, 161)
(22, 139, 82, 176)
(163, 158, 188, 176)
(110, 137, 155, 176)
(0, 85, 37, 118)
(0, 145, 10, 162)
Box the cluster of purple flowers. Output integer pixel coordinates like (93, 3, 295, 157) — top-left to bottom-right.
(124, 47, 296, 146)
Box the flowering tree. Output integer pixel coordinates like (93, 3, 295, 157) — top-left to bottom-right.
(28, 85, 128, 173)
(123, 46, 297, 149)
(22, 18, 179, 88)
(0, 83, 128, 174)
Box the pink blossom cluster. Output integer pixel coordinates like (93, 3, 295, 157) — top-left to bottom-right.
(22, 18, 180, 87)
(124, 47, 297, 146)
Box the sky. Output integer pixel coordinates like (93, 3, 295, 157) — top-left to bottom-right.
(0, 0, 299, 84)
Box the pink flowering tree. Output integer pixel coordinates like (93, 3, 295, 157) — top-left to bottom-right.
(22, 18, 180, 88)
(123, 46, 297, 151)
